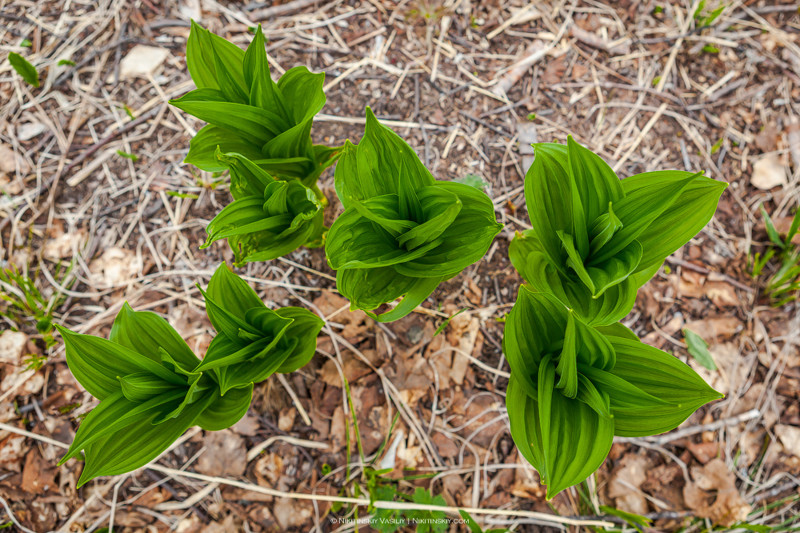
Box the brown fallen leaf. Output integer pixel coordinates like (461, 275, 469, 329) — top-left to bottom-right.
(775, 424, 800, 458)
(21, 448, 56, 495)
(607, 453, 652, 515)
(684, 317, 743, 342)
(683, 458, 751, 526)
(0, 331, 27, 365)
(751, 154, 787, 190)
(195, 430, 247, 477)
(687, 441, 719, 464)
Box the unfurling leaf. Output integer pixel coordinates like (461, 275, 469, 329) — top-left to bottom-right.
(202, 155, 324, 264)
(325, 108, 503, 322)
(504, 286, 721, 497)
(196, 263, 324, 392)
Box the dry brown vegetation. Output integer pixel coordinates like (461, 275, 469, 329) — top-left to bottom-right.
(1, 0, 800, 531)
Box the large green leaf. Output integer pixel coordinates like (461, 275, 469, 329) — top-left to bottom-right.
(623, 171, 727, 277)
(509, 231, 637, 325)
(185, 125, 265, 173)
(334, 108, 434, 204)
(605, 337, 722, 436)
(205, 263, 265, 322)
(524, 143, 572, 272)
(503, 287, 567, 397)
(59, 389, 184, 465)
(109, 303, 200, 372)
(195, 383, 254, 431)
(186, 20, 246, 93)
(276, 66, 326, 124)
(274, 307, 325, 373)
(56, 325, 184, 400)
(591, 172, 699, 265)
(170, 89, 285, 142)
(536, 356, 614, 499)
(392, 182, 502, 278)
(77, 389, 215, 486)
(565, 136, 624, 253)
(505, 376, 545, 475)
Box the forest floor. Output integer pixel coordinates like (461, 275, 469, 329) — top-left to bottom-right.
(1, 0, 800, 531)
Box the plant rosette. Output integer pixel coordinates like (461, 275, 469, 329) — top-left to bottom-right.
(56, 304, 251, 487)
(196, 263, 324, 394)
(325, 108, 503, 322)
(509, 137, 727, 325)
(57, 263, 323, 486)
(504, 286, 722, 498)
(201, 151, 325, 264)
(171, 22, 337, 189)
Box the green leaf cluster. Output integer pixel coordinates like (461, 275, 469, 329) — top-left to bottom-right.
(171, 22, 335, 263)
(172, 27, 504, 320)
(509, 137, 727, 325)
(57, 263, 323, 486)
(505, 138, 727, 498)
(325, 108, 503, 322)
(505, 288, 722, 499)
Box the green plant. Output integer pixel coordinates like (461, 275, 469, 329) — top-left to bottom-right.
(201, 151, 324, 264)
(508, 138, 726, 326)
(505, 138, 726, 498)
(171, 22, 336, 191)
(56, 263, 322, 486)
(0, 261, 74, 348)
(8, 52, 39, 87)
(504, 288, 721, 498)
(750, 205, 800, 306)
(325, 108, 503, 322)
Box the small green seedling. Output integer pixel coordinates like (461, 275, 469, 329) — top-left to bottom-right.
(750, 205, 800, 305)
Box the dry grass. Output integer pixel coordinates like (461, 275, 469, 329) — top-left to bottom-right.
(1, 0, 800, 531)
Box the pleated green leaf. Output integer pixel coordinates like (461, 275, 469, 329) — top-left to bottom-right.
(77, 389, 216, 486)
(605, 337, 722, 437)
(195, 383, 254, 431)
(109, 302, 200, 372)
(326, 108, 502, 322)
(56, 325, 184, 400)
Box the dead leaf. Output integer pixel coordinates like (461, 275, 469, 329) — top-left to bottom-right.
(432, 432, 458, 459)
(233, 413, 259, 437)
(119, 45, 170, 79)
(272, 497, 313, 529)
(17, 122, 46, 142)
(704, 281, 739, 308)
(0, 331, 27, 365)
(607, 453, 652, 515)
(0, 144, 30, 175)
(683, 458, 751, 526)
(684, 317, 743, 341)
(277, 407, 296, 432)
(195, 430, 247, 476)
(775, 424, 800, 457)
(751, 154, 787, 190)
(90, 247, 143, 288)
(21, 448, 56, 494)
(688, 441, 719, 464)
